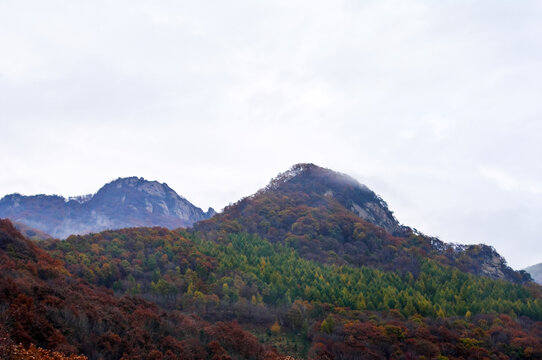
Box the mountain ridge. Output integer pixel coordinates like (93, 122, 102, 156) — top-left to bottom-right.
(0, 163, 530, 283)
(0, 177, 215, 239)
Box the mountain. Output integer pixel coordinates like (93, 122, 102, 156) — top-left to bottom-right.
(264, 163, 408, 235)
(195, 163, 530, 283)
(0, 177, 216, 239)
(526, 263, 542, 284)
(0, 218, 285, 360)
(5, 163, 542, 359)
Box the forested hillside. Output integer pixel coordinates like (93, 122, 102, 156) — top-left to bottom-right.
(0, 219, 285, 360)
(195, 164, 529, 283)
(42, 227, 542, 359)
(3, 164, 542, 359)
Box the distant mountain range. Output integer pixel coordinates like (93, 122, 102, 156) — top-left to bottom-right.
(0, 164, 530, 283)
(0, 177, 215, 238)
(1, 163, 541, 359)
(525, 263, 542, 284)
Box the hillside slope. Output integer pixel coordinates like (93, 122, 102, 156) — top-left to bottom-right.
(195, 163, 530, 283)
(42, 225, 542, 359)
(0, 218, 284, 360)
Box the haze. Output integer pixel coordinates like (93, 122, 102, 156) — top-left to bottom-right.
(1, 1, 541, 269)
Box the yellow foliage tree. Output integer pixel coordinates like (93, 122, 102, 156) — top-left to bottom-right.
(271, 320, 281, 334)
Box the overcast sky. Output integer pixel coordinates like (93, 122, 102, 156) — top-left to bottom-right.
(1, 1, 541, 269)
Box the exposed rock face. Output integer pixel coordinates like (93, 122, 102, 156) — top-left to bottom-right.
(429, 238, 532, 283)
(350, 201, 403, 236)
(0, 177, 215, 238)
(480, 250, 508, 280)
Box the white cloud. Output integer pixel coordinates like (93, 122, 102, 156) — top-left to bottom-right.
(1, 0, 542, 268)
(480, 166, 542, 194)
(480, 166, 521, 191)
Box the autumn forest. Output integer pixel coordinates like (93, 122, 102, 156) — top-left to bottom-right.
(2, 164, 542, 359)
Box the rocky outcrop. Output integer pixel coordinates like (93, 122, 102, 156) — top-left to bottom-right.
(429, 238, 532, 283)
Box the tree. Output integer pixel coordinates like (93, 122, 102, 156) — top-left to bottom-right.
(271, 321, 281, 334)
(320, 315, 335, 334)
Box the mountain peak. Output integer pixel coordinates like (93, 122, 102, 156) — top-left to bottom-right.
(265, 163, 320, 190)
(260, 163, 403, 235)
(0, 177, 213, 238)
(101, 176, 179, 199)
(265, 163, 362, 191)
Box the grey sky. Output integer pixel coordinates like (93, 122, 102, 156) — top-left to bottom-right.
(1, 1, 541, 269)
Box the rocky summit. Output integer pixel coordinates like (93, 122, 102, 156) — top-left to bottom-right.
(0, 177, 215, 238)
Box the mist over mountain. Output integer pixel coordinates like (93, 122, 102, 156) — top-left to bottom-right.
(12, 220, 53, 240)
(526, 262, 542, 285)
(0, 164, 530, 285)
(265, 163, 408, 235)
(0, 177, 215, 238)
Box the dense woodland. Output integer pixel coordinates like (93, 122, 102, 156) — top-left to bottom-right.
(2, 165, 542, 359)
(0, 220, 286, 360)
(40, 227, 542, 359)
